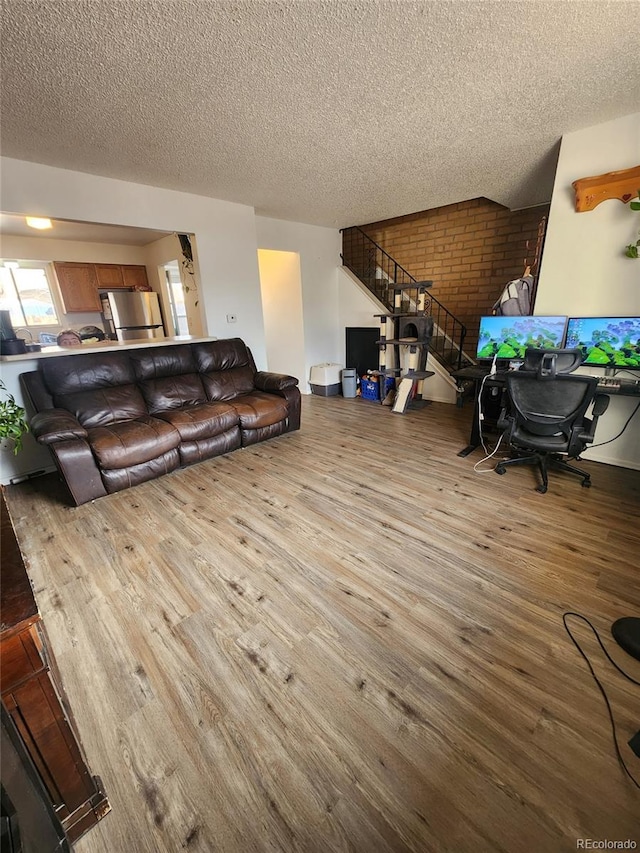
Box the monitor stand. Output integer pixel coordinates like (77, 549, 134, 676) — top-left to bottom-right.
(604, 367, 616, 377)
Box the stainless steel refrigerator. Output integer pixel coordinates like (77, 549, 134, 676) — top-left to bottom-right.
(100, 291, 165, 341)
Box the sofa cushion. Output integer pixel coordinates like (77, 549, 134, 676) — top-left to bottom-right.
(41, 350, 149, 428)
(179, 428, 242, 466)
(42, 351, 135, 395)
(138, 374, 207, 415)
(155, 402, 239, 441)
(57, 386, 148, 429)
(240, 420, 287, 447)
(129, 345, 197, 380)
(193, 339, 257, 401)
(231, 392, 288, 429)
(101, 449, 181, 494)
(87, 416, 180, 470)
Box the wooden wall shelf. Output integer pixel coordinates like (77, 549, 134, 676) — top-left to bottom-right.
(572, 165, 640, 212)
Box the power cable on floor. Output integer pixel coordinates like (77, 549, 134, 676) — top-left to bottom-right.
(562, 612, 640, 790)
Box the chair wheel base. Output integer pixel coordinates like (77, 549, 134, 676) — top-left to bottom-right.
(495, 465, 506, 475)
(581, 479, 591, 488)
(535, 484, 548, 494)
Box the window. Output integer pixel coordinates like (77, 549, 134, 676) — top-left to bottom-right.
(0, 262, 59, 328)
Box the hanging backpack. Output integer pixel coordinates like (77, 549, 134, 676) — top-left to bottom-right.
(492, 274, 533, 316)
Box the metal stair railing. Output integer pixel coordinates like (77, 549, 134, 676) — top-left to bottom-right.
(341, 225, 469, 371)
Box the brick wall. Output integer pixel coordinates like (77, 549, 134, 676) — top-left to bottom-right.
(360, 198, 550, 356)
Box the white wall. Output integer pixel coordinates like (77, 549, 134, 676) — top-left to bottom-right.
(536, 112, 640, 469)
(255, 217, 341, 392)
(1, 157, 267, 365)
(257, 250, 306, 385)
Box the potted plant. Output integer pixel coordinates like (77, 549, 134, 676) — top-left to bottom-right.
(0, 380, 29, 453)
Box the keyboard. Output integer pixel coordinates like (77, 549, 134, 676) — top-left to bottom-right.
(596, 377, 640, 395)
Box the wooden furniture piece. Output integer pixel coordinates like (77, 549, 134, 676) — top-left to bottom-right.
(54, 262, 101, 312)
(95, 263, 125, 289)
(0, 492, 110, 843)
(2, 704, 72, 852)
(122, 264, 150, 290)
(572, 165, 640, 212)
(54, 261, 150, 312)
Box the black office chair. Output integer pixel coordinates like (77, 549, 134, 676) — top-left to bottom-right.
(495, 371, 609, 493)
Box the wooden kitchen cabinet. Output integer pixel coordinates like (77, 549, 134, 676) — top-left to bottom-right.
(54, 262, 102, 313)
(1, 494, 110, 843)
(54, 262, 150, 313)
(95, 263, 125, 289)
(122, 264, 150, 290)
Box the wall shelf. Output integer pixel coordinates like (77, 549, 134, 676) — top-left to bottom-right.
(572, 165, 640, 212)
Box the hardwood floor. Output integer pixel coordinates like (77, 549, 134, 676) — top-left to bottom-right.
(4, 394, 640, 852)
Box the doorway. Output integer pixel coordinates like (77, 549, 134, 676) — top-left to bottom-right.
(257, 250, 306, 387)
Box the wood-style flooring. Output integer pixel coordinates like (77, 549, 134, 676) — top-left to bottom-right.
(4, 394, 640, 852)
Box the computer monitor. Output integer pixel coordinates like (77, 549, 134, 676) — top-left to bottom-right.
(475, 315, 567, 361)
(565, 317, 640, 369)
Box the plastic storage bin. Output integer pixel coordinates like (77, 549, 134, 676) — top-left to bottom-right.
(341, 368, 357, 398)
(360, 377, 380, 401)
(309, 363, 342, 396)
(361, 375, 395, 402)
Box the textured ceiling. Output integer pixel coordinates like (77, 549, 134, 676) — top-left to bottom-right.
(1, 1, 639, 228)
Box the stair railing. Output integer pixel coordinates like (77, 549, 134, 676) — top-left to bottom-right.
(341, 225, 468, 370)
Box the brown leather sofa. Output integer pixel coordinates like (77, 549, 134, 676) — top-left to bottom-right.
(21, 338, 301, 506)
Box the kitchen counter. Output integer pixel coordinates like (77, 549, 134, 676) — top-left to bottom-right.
(0, 335, 217, 362)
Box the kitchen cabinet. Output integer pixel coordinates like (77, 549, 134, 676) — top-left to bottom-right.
(54, 262, 150, 312)
(0, 493, 110, 843)
(95, 264, 125, 289)
(54, 262, 102, 313)
(122, 264, 150, 290)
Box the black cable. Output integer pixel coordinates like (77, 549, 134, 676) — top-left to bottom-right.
(562, 612, 640, 789)
(583, 399, 640, 449)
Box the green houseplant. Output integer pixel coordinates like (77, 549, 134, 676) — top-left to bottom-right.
(624, 189, 640, 258)
(0, 380, 29, 453)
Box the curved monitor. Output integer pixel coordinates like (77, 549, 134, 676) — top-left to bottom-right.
(565, 317, 640, 369)
(475, 316, 567, 361)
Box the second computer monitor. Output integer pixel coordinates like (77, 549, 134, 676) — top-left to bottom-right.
(565, 316, 640, 369)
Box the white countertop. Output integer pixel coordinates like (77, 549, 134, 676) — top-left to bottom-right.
(0, 335, 218, 362)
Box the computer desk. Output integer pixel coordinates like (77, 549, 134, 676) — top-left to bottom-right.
(452, 366, 640, 457)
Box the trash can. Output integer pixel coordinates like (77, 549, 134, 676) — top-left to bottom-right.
(341, 368, 357, 398)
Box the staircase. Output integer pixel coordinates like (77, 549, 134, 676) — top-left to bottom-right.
(341, 225, 473, 372)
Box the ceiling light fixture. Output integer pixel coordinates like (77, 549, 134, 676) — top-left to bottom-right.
(25, 216, 52, 230)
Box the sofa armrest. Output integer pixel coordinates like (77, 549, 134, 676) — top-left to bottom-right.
(30, 409, 88, 445)
(254, 371, 299, 393)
